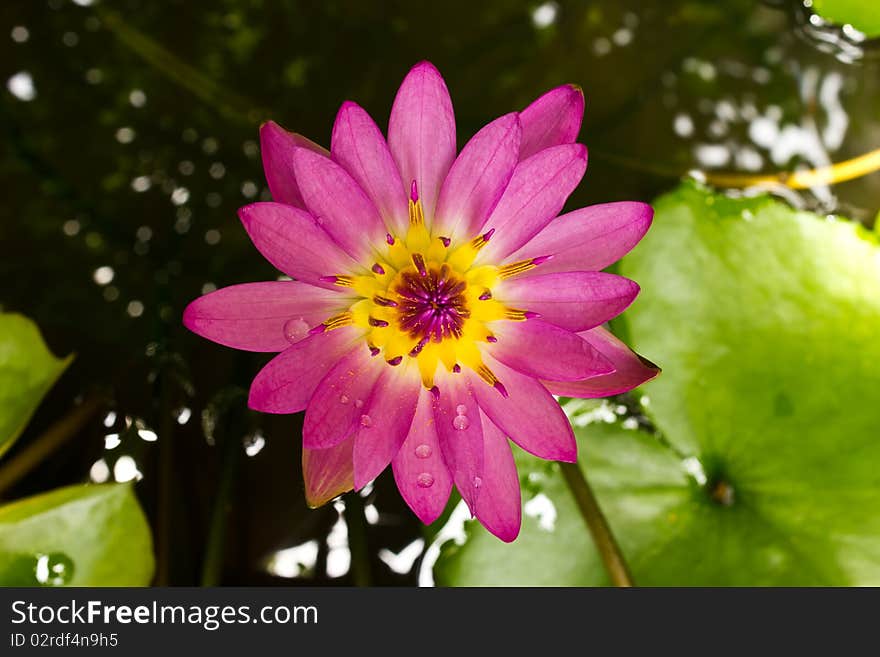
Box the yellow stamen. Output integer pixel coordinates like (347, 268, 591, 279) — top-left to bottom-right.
(322, 312, 354, 331)
(408, 197, 425, 226)
(503, 308, 532, 321)
(475, 364, 499, 387)
(498, 258, 541, 279)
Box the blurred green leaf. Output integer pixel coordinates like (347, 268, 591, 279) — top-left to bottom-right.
(812, 0, 880, 37)
(0, 484, 154, 586)
(436, 182, 880, 585)
(0, 313, 73, 458)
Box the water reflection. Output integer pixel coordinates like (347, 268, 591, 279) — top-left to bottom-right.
(7, 71, 36, 101)
(791, 0, 877, 63)
(265, 540, 319, 579)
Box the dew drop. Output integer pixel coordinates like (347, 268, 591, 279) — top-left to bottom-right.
(452, 415, 470, 430)
(339, 395, 350, 405)
(34, 553, 74, 586)
(455, 404, 467, 416)
(473, 476, 483, 489)
(414, 444, 432, 459)
(416, 472, 435, 488)
(283, 318, 309, 343)
(360, 414, 372, 428)
(354, 399, 364, 408)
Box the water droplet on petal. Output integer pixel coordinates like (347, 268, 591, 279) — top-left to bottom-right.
(455, 404, 467, 416)
(283, 318, 310, 343)
(355, 399, 364, 408)
(473, 476, 483, 489)
(414, 444, 432, 459)
(360, 414, 372, 428)
(452, 415, 469, 430)
(339, 395, 350, 404)
(416, 472, 434, 488)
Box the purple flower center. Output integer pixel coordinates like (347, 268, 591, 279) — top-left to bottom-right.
(394, 262, 470, 343)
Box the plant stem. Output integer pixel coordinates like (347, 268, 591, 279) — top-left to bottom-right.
(0, 394, 104, 498)
(155, 373, 174, 586)
(559, 460, 634, 587)
(343, 492, 371, 587)
(199, 426, 240, 587)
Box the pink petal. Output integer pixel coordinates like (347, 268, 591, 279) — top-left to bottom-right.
(302, 436, 354, 508)
(476, 143, 587, 263)
(506, 201, 653, 276)
(238, 202, 361, 289)
(331, 101, 409, 237)
(496, 271, 639, 332)
(432, 371, 484, 511)
(353, 367, 421, 489)
(487, 318, 613, 381)
(392, 389, 454, 524)
(183, 281, 345, 352)
(292, 147, 387, 261)
(469, 355, 576, 462)
(388, 61, 456, 222)
(519, 84, 585, 160)
(247, 327, 362, 414)
(302, 346, 384, 450)
(544, 326, 660, 398)
(474, 412, 521, 542)
(434, 113, 522, 239)
(260, 121, 329, 209)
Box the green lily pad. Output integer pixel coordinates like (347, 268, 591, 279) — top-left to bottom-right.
(0, 313, 73, 457)
(0, 484, 155, 586)
(435, 182, 880, 586)
(811, 0, 880, 38)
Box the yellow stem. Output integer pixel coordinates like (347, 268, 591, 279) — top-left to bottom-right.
(594, 147, 880, 191)
(704, 148, 880, 190)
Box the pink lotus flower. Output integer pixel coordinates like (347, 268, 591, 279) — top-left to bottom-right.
(184, 62, 657, 541)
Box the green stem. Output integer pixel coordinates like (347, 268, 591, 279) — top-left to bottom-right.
(0, 394, 104, 499)
(199, 428, 240, 586)
(155, 373, 174, 586)
(343, 493, 371, 587)
(560, 460, 634, 587)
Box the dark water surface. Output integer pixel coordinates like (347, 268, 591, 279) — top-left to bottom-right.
(1, 0, 878, 585)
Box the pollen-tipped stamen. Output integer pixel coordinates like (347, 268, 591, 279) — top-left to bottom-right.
(498, 255, 552, 279)
(409, 336, 429, 357)
(373, 295, 398, 307)
(411, 253, 428, 277)
(408, 180, 425, 226)
(475, 364, 507, 397)
(321, 274, 356, 287)
(318, 311, 354, 332)
(504, 308, 541, 321)
(469, 228, 495, 251)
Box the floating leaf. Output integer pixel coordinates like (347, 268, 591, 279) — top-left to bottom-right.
(436, 183, 880, 585)
(0, 313, 73, 457)
(811, 0, 880, 38)
(0, 484, 154, 586)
